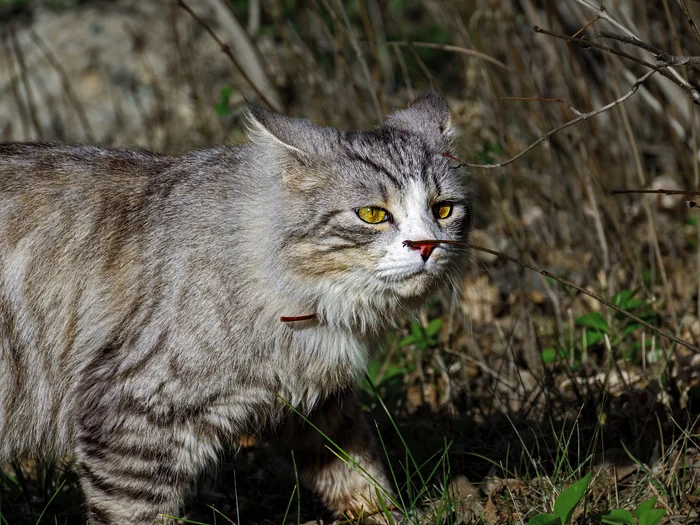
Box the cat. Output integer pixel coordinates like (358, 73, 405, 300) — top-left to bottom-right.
(0, 91, 470, 524)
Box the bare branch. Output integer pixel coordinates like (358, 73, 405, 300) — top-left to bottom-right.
(384, 40, 512, 71)
(445, 70, 655, 169)
(465, 244, 699, 354)
(571, 15, 600, 38)
(569, 1, 700, 102)
(606, 188, 700, 196)
(595, 31, 700, 67)
(502, 96, 583, 116)
(534, 26, 700, 102)
(402, 239, 700, 353)
(177, 0, 277, 110)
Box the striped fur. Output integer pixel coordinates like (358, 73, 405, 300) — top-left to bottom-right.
(0, 92, 470, 523)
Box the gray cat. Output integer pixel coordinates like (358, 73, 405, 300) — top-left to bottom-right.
(0, 91, 470, 524)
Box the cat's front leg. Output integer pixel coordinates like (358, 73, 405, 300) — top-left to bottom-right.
(75, 405, 213, 524)
(278, 389, 395, 520)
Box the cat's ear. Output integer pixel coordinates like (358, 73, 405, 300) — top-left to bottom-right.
(383, 90, 452, 141)
(245, 103, 336, 159)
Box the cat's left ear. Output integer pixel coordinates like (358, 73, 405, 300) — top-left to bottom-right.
(246, 103, 337, 159)
(383, 90, 452, 144)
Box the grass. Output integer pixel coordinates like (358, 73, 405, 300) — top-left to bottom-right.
(2, 0, 700, 523)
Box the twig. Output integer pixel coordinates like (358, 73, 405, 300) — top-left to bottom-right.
(334, 0, 382, 121)
(571, 15, 600, 38)
(2, 32, 30, 138)
(26, 25, 95, 142)
(534, 26, 699, 102)
(678, 0, 700, 48)
(568, 0, 700, 103)
(9, 24, 42, 139)
(177, 0, 276, 110)
(606, 188, 700, 196)
(384, 40, 511, 71)
(570, 0, 634, 38)
(444, 70, 655, 169)
(401, 239, 699, 353)
(595, 31, 700, 67)
(463, 243, 699, 354)
(502, 96, 583, 116)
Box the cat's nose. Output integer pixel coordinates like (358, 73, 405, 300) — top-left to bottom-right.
(409, 243, 436, 262)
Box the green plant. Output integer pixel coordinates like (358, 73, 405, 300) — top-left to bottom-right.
(541, 290, 657, 366)
(597, 496, 666, 525)
(527, 474, 667, 525)
(400, 318, 443, 352)
(528, 472, 591, 525)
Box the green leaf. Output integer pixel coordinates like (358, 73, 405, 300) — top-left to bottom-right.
(612, 290, 635, 308)
(634, 497, 658, 520)
(410, 321, 424, 341)
(582, 329, 605, 347)
(635, 497, 665, 525)
(575, 312, 609, 333)
(553, 473, 591, 525)
(639, 509, 665, 525)
(621, 298, 647, 311)
(528, 514, 560, 525)
(600, 509, 634, 525)
(425, 318, 443, 337)
(541, 347, 557, 363)
(620, 323, 643, 340)
(398, 335, 417, 347)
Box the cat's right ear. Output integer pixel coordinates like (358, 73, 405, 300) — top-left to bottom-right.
(245, 103, 336, 160)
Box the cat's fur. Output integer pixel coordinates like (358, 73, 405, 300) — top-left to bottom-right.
(0, 92, 470, 524)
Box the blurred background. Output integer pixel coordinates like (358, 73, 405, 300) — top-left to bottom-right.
(1, 0, 699, 523)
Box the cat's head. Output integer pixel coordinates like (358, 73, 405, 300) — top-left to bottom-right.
(247, 92, 470, 329)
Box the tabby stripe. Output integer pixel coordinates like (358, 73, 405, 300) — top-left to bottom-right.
(81, 463, 171, 505)
(87, 503, 112, 524)
(118, 330, 169, 380)
(346, 152, 403, 189)
(80, 435, 172, 463)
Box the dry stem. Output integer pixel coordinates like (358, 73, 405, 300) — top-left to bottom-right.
(445, 70, 655, 169)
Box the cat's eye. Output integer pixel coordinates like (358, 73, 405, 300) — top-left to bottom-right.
(356, 207, 389, 224)
(433, 202, 453, 220)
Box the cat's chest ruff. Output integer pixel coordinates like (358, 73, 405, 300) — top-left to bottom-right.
(275, 324, 368, 410)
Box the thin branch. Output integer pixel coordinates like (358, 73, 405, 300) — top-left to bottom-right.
(606, 188, 700, 196)
(571, 15, 600, 38)
(401, 239, 699, 353)
(594, 31, 665, 56)
(568, 0, 700, 102)
(9, 24, 42, 139)
(502, 96, 583, 116)
(445, 70, 655, 169)
(26, 25, 95, 142)
(678, 0, 700, 48)
(384, 40, 511, 71)
(333, 0, 382, 120)
(534, 26, 700, 102)
(570, 0, 635, 38)
(177, 0, 276, 110)
(464, 243, 699, 354)
(595, 31, 700, 67)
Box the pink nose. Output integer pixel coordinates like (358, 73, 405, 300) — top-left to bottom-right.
(409, 243, 436, 262)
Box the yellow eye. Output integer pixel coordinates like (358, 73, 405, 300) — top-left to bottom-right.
(433, 202, 453, 220)
(356, 207, 388, 224)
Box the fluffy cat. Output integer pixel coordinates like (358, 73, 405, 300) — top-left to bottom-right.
(0, 91, 470, 524)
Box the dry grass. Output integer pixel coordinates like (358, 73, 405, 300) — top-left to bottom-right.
(1, 0, 700, 523)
